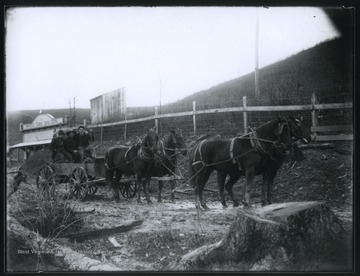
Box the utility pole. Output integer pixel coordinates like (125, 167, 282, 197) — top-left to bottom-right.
(69, 99, 73, 127)
(73, 97, 76, 127)
(254, 8, 260, 97)
(158, 71, 162, 114)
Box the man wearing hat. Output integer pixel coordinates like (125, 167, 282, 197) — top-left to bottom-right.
(64, 130, 81, 162)
(49, 129, 73, 162)
(76, 126, 94, 162)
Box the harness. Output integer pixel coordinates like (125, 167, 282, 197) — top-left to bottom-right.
(249, 128, 271, 156)
(192, 139, 207, 166)
(192, 123, 289, 168)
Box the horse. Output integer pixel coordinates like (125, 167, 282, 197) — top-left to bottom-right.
(152, 129, 187, 202)
(105, 129, 159, 203)
(217, 115, 310, 208)
(189, 117, 303, 210)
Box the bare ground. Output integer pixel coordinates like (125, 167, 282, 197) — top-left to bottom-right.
(6, 142, 353, 271)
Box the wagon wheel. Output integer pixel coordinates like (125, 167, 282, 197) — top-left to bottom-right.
(36, 165, 56, 199)
(69, 167, 88, 200)
(86, 180, 98, 195)
(119, 180, 137, 198)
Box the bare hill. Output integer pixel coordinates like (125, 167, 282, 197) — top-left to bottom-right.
(7, 37, 353, 146)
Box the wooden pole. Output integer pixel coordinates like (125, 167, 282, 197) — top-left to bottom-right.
(123, 88, 127, 141)
(155, 106, 159, 134)
(243, 96, 248, 133)
(124, 114, 127, 141)
(311, 93, 318, 141)
(254, 9, 260, 97)
(193, 101, 196, 136)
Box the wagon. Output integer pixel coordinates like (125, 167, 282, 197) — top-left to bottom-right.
(36, 157, 137, 200)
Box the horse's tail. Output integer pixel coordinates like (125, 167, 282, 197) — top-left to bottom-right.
(188, 147, 197, 188)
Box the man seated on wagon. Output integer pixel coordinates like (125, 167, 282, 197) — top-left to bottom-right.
(76, 125, 95, 162)
(64, 130, 81, 163)
(49, 130, 73, 162)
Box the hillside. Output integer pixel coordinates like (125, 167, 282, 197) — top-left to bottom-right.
(7, 37, 353, 145)
(161, 37, 352, 114)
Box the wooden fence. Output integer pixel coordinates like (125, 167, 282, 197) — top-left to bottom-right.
(89, 93, 353, 142)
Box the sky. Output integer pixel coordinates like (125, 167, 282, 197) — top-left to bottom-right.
(5, 7, 340, 111)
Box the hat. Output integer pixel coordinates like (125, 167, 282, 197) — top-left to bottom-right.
(58, 130, 65, 136)
(66, 130, 75, 135)
(78, 125, 85, 130)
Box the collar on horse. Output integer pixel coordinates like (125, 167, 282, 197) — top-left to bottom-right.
(192, 139, 207, 166)
(249, 128, 272, 156)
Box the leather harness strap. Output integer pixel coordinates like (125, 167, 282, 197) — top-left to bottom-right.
(192, 139, 207, 166)
(230, 137, 237, 164)
(124, 146, 133, 162)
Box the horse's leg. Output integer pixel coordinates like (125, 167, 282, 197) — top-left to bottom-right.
(158, 180, 163, 202)
(243, 167, 255, 208)
(217, 172, 227, 208)
(136, 174, 142, 203)
(266, 169, 278, 205)
(106, 169, 117, 200)
(114, 171, 123, 201)
(170, 180, 175, 202)
(198, 169, 212, 211)
(261, 172, 269, 206)
(225, 172, 241, 207)
(145, 177, 152, 204)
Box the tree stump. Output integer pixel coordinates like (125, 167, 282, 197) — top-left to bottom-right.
(169, 201, 346, 271)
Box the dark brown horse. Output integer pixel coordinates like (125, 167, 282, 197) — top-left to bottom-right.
(105, 129, 159, 203)
(217, 116, 310, 208)
(189, 117, 308, 210)
(152, 129, 187, 202)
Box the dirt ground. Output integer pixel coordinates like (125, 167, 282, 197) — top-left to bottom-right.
(6, 141, 353, 272)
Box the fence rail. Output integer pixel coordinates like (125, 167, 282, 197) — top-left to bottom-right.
(88, 93, 353, 142)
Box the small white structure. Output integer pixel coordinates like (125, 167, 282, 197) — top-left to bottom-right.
(9, 113, 67, 160)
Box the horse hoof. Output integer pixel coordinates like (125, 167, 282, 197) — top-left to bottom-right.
(202, 206, 210, 211)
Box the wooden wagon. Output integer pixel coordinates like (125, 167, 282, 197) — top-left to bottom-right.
(36, 157, 137, 200)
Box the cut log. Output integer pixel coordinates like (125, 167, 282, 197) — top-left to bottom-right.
(64, 220, 143, 242)
(168, 202, 346, 271)
(7, 215, 121, 271)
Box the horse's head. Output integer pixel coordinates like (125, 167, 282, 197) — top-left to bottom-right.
(169, 129, 187, 156)
(277, 117, 294, 150)
(288, 116, 311, 144)
(143, 128, 160, 154)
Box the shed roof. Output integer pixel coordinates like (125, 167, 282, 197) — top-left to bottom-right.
(9, 139, 52, 149)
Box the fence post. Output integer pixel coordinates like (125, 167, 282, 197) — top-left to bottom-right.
(124, 118, 127, 142)
(243, 96, 248, 133)
(193, 101, 196, 136)
(155, 106, 159, 134)
(311, 93, 318, 140)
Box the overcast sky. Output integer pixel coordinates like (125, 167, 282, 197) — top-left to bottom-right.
(6, 7, 340, 111)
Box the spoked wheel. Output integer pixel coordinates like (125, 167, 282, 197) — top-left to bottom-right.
(69, 167, 88, 200)
(119, 180, 137, 198)
(36, 165, 56, 199)
(87, 182, 98, 195)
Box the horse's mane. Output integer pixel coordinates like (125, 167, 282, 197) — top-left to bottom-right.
(255, 119, 280, 140)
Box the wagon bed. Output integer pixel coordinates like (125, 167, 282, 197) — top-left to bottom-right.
(35, 157, 182, 201)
